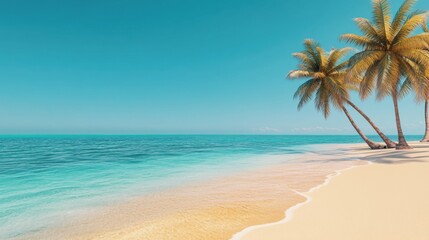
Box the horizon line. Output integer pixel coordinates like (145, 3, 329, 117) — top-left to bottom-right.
(0, 133, 422, 136)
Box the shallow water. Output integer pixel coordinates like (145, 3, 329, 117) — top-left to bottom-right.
(0, 135, 420, 238)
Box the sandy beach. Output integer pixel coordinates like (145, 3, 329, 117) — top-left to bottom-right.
(17, 144, 364, 240)
(15, 142, 429, 240)
(236, 142, 429, 240)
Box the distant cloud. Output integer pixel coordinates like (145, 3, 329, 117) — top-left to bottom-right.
(254, 127, 281, 134)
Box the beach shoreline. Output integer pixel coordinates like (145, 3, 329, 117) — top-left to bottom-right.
(231, 159, 371, 240)
(236, 141, 429, 240)
(15, 143, 366, 240)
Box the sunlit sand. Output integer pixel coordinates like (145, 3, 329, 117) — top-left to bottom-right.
(237, 142, 429, 240)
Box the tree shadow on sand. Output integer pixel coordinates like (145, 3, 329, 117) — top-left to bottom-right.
(361, 150, 427, 165)
(302, 144, 429, 165)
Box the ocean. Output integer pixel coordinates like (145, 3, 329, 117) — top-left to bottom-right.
(0, 135, 421, 239)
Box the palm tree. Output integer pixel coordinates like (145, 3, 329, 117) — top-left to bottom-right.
(420, 24, 429, 142)
(421, 99, 429, 142)
(344, 99, 396, 148)
(341, 0, 429, 149)
(289, 39, 385, 149)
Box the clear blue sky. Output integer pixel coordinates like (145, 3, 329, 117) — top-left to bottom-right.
(0, 0, 428, 135)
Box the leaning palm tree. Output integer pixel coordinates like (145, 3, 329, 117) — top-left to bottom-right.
(341, 0, 429, 149)
(289, 39, 385, 149)
(343, 94, 397, 148)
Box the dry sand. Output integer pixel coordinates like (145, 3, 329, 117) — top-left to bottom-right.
(236, 142, 429, 240)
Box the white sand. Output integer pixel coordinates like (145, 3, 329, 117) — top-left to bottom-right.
(236, 142, 429, 240)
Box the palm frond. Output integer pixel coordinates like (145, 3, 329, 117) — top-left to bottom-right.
(303, 39, 322, 69)
(359, 61, 380, 99)
(398, 78, 414, 98)
(393, 10, 429, 43)
(353, 18, 383, 42)
(398, 49, 429, 68)
(340, 34, 379, 49)
(294, 79, 319, 110)
(326, 47, 352, 71)
(375, 54, 394, 99)
(329, 60, 350, 74)
(288, 70, 313, 79)
(398, 56, 429, 99)
(391, 0, 416, 35)
(314, 81, 330, 118)
(292, 52, 314, 69)
(347, 50, 385, 79)
(393, 33, 429, 51)
(372, 0, 392, 42)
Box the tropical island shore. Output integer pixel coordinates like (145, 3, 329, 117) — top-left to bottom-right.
(13, 142, 429, 239)
(235, 141, 429, 240)
(16, 143, 364, 240)
(16, 141, 429, 240)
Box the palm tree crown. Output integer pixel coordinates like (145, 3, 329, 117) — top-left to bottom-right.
(288, 39, 351, 118)
(341, 0, 429, 100)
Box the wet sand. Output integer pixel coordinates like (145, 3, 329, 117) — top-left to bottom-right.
(19, 144, 364, 240)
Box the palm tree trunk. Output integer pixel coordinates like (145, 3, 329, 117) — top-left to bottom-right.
(341, 106, 384, 149)
(421, 100, 429, 142)
(345, 99, 397, 148)
(392, 92, 412, 149)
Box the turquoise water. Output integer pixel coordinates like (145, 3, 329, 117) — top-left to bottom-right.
(0, 135, 421, 238)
